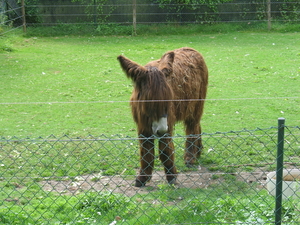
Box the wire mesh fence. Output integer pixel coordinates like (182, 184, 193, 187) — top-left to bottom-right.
(1, 122, 299, 224)
(1, 0, 300, 34)
(0, 0, 25, 34)
(24, 1, 300, 25)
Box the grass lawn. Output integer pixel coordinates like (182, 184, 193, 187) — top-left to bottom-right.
(1, 29, 299, 137)
(1, 26, 300, 224)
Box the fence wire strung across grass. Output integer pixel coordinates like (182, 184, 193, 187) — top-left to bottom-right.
(0, 0, 26, 34)
(1, 123, 300, 224)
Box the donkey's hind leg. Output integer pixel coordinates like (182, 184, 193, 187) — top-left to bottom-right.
(184, 119, 203, 167)
(159, 137, 177, 184)
(136, 138, 155, 187)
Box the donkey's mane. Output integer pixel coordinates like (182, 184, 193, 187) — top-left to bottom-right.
(132, 66, 173, 122)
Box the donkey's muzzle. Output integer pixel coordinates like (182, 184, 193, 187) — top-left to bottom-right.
(152, 116, 168, 136)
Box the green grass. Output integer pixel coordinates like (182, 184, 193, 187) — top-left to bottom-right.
(17, 22, 300, 37)
(1, 181, 299, 224)
(1, 28, 299, 137)
(1, 25, 300, 224)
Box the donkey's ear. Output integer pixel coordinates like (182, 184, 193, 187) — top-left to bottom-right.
(158, 51, 175, 77)
(117, 55, 146, 82)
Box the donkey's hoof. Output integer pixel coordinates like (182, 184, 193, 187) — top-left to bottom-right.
(167, 178, 177, 185)
(167, 175, 177, 185)
(135, 180, 146, 187)
(185, 156, 198, 167)
(185, 161, 197, 168)
(185, 163, 193, 168)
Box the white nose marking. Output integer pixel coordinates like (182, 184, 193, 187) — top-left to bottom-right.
(152, 116, 168, 136)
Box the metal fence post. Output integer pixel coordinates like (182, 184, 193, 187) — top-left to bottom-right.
(275, 117, 285, 225)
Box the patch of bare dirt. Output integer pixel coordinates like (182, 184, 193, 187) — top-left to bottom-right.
(40, 167, 269, 197)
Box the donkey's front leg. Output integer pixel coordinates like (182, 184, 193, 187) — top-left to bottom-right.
(159, 137, 177, 184)
(135, 137, 155, 187)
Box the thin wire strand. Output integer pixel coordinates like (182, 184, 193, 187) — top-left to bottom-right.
(0, 97, 298, 105)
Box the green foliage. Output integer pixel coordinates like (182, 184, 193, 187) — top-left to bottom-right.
(279, 0, 300, 22)
(0, 184, 136, 224)
(150, 0, 298, 23)
(24, 0, 41, 24)
(1, 184, 299, 224)
(154, 0, 233, 23)
(154, 0, 232, 6)
(22, 22, 300, 37)
(0, 39, 14, 52)
(132, 188, 300, 224)
(0, 31, 24, 52)
(96, 23, 132, 35)
(0, 12, 8, 26)
(71, 0, 116, 23)
(77, 191, 137, 222)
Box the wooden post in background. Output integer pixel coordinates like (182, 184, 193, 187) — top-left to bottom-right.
(21, 0, 26, 32)
(267, 0, 271, 31)
(93, 0, 97, 26)
(133, 0, 137, 35)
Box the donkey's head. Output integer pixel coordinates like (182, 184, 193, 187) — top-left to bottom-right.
(117, 52, 175, 136)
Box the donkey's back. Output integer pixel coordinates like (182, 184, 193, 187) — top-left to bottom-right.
(147, 47, 208, 122)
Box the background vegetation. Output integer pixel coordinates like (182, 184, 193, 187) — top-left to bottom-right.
(24, 0, 300, 25)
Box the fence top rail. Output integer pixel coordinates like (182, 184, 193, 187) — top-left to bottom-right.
(1, 126, 299, 143)
(27, 2, 300, 7)
(34, 11, 291, 17)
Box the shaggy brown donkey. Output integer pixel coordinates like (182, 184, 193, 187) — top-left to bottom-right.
(117, 47, 208, 187)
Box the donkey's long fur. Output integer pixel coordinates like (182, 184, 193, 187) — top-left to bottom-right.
(117, 47, 208, 187)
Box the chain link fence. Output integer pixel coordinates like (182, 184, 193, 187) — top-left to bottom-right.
(1, 121, 299, 224)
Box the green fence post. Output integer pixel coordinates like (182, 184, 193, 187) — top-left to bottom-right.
(275, 117, 285, 225)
